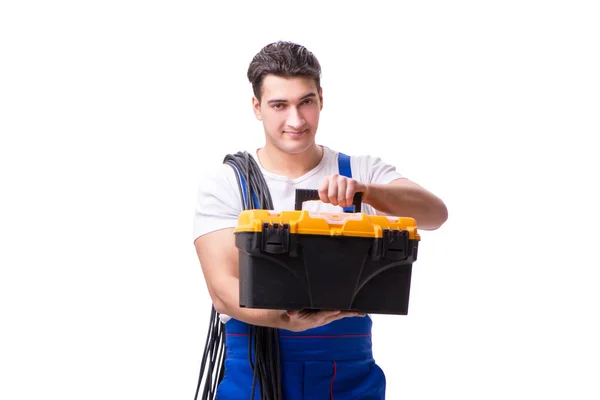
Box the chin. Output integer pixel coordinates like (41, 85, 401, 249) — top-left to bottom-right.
(278, 142, 315, 155)
(270, 132, 314, 154)
(279, 146, 308, 155)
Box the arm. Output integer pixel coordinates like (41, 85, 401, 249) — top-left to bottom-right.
(364, 178, 448, 231)
(319, 154, 448, 231)
(194, 227, 357, 330)
(194, 227, 285, 328)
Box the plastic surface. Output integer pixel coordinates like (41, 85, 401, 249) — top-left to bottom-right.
(234, 210, 420, 240)
(234, 189, 421, 315)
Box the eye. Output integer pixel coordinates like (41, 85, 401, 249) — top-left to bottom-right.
(302, 99, 313, 105)
(272, 103, 285, 110)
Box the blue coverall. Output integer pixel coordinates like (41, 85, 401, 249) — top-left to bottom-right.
(215, 315, 386, 399)
(217, 152, 385, 398)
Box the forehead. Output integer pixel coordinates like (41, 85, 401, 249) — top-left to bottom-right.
(261, 75, 318, 101)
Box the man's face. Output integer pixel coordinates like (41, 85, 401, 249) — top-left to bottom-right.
(253, 74, 323, 155)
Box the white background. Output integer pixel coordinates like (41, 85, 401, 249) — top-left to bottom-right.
(1, 1, 599, 399)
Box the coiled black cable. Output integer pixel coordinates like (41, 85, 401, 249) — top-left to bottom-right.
(195, 151, 283, 400)
(193, 306, 225, 400)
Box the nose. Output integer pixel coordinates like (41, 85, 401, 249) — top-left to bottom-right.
(286, 107, 304, 130)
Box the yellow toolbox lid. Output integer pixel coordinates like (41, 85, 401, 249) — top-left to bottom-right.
(234, 210, 420, 240)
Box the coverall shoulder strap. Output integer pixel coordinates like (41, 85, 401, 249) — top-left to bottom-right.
(337, 152, 354, 213)
(337, 152, 352, 179)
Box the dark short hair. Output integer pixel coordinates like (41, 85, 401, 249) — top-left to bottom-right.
(247, 41, 322, 102)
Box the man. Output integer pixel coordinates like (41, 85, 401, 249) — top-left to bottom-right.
(193, 41, 448, 399)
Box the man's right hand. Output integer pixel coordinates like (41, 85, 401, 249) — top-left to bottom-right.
(281, 309, 365, 332)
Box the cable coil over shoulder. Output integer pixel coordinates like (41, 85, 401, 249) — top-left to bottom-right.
(194, 151, 283, 400)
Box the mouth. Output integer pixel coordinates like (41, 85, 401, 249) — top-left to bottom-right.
(284, 129, 308, 138)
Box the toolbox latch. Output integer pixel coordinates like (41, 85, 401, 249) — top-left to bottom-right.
(261, 222, 290, 254)
(381, 228, 410, 261)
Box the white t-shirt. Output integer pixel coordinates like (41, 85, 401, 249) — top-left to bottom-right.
(193, 145, 405, 323)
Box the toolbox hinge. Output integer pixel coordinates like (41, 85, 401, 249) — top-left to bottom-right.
(379, 228, 410, 261)
(261, 222, 291, 254)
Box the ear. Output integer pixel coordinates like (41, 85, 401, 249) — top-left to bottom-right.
(252, 96, 262, 121)
(318, 87, 324, 111)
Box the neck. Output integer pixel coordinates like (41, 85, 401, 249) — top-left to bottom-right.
(258, 143, 323, 179)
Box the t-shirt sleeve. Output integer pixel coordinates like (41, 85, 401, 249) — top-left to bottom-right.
(353, 154, 405, 185)
(193, 163, 242, 242)
(352, 154, 405, 216)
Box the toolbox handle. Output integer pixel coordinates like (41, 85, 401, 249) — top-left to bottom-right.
(294, 189, 362, 213)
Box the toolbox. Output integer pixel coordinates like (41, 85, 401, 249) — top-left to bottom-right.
(234, 189, 420, 315)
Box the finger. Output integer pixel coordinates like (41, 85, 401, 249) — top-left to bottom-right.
(317, 309, 341, 318)
(318, 177, 330, 204)
(336, 311, 365, 319)
(322, 311, 352, 325)
(290, 309, 328, 320)
(338, 311, 360, 317)
(346, 179, 357, 208)
(300, 309, 320, 319)
(328, 175, 339, 205)
(307, 310, 340, 324)
(337, 176, 347, 207)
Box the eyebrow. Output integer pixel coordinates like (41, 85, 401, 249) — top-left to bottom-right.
(267, 92, 316, 104)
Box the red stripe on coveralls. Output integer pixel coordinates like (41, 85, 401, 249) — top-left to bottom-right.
(226, 333, 371, 339)
(330, 361, 337, 399)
